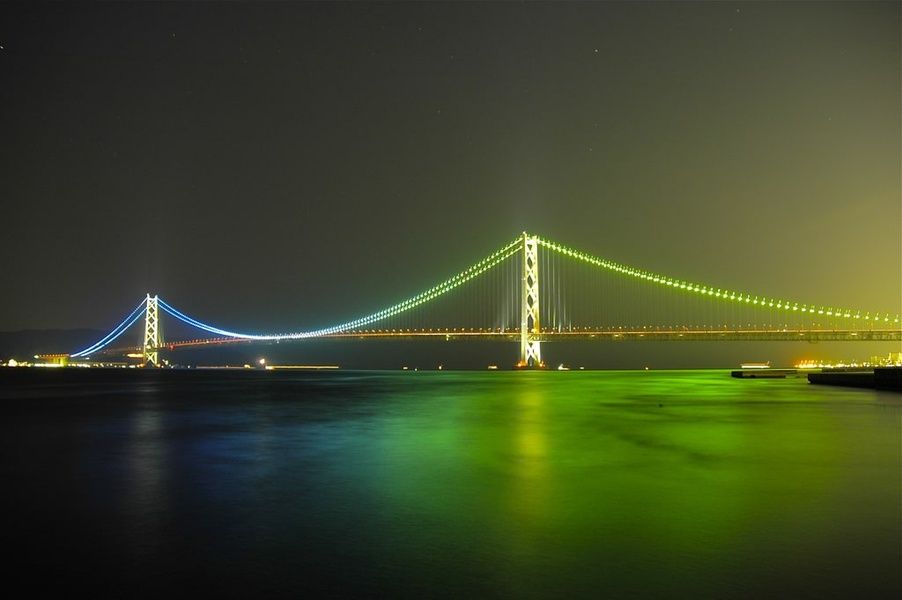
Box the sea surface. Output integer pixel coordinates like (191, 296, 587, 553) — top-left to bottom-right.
(1, 369, 899, 598)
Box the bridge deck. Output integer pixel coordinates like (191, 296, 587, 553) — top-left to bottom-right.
(145, 328, 902, 351)
(320, 329, 901, 342)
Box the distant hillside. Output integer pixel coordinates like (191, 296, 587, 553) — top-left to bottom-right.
(0, 329, 104, 359)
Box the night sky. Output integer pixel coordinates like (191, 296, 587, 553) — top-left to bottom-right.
(1, 2, 899, 363)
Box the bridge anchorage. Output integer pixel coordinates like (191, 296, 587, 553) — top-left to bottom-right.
(68, 231, 902, 367)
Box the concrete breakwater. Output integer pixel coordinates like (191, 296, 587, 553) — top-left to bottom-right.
(808, 367, 902, 391)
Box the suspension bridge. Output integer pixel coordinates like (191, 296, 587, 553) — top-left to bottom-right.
(64, 233, 901, 368)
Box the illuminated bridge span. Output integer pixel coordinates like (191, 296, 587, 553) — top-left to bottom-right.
(70, 233, 902, 367)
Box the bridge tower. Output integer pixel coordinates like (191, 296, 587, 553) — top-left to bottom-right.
(143, 293, 161, 367)
(519, 233, 543, 368)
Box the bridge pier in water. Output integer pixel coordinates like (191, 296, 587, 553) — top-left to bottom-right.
(518, 233, 544, 368)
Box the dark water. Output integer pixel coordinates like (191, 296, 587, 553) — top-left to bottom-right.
(1, 369, 899, 598)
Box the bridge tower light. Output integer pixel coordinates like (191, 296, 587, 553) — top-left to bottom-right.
(519, 232, 543, 368)
(143, 293, 161, 367)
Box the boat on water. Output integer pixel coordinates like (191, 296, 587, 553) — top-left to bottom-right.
(732, 361, 797, 378)
(732, 369, 792, 378)
(740, 361, 770, 369)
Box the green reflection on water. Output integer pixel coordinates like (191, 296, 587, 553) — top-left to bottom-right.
(357, 370, 900, 597)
